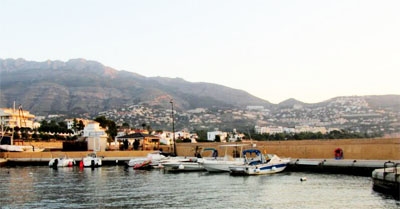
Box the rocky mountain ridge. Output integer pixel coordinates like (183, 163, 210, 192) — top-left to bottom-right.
(1, 58, 399, 119)
(0, 58, 272, 116)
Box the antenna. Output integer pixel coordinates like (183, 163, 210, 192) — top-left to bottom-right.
(248, 128, 256, 147)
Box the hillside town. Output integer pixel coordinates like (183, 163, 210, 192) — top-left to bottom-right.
(92, 96, 399, 136)
(1, 96, 399, 150)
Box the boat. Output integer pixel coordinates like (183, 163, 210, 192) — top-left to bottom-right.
(48, 156, 76, 168)
(201, 144, 249, 172)
(229, 149, 290, 175)
(0, 144, 45, 152)
(371, 161, 400, 199)
(81, 153, 102, 167)
(0, 158, 7, 167)
(133, 159, 153, 170)
(161, 157, 204, 171)
(161, 148, 218, 172)
(127, 151, 168, 169)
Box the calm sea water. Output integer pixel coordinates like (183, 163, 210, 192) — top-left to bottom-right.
(0, 166, 398, 209)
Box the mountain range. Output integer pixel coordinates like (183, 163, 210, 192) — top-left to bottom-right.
(0, 58, 399, 117)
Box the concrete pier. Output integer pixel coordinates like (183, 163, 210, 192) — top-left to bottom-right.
(1, 151, 152, 166)
(6, 156, 134, 166)
(287, 158, 399, 176)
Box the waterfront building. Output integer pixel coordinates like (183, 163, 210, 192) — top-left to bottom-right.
(82, 122, 108, 151)
(0, 107, 36, 129)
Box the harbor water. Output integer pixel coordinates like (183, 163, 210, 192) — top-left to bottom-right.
(0, 166, 399, 209)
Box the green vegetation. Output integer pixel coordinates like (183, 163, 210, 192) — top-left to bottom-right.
(245, 129, 383, 141)
(94, 116, 117, 143)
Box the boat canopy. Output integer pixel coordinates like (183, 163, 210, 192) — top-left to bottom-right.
(219, 144, 250, 147)
(202, 148, 218, 157)
(242, 149, 261, 156)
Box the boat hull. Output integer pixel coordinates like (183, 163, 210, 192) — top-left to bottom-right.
(162, 161, 205, 172)
(0, 158, 7, 167)
(82, 157, 102, 167)
(49, 158, 76, 167)
(202, 159, 244, 172)
(372, 167, 400, 199)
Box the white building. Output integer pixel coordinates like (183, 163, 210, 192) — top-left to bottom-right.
(207, 131, 227, 142)
(255, 126, 284, 134)
(82, 122, 108, 151)
(0, 107, 36, 129)
(294, 125, 327, 134)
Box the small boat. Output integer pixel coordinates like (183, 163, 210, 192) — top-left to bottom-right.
(0, 144, 45, 152)
(229, 149, 290, 175)
(49, 156, 76, 168)
(201, 144, 249, 172)
(127, 151, 167, 168)
(133, 159, 153, 170)
(81, 153, 102, 167)
(371, 161, 400, 199)
(0, 158, 7, 167)
(161, 157, 205, 171)
(162, 148, 217, 172)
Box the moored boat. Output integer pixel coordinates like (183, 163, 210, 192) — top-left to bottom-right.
(81, 153, 102, 167)
(371, 161, 400, 199)
(0, 158, 7, 167)
(162, 147, 218, 172)
(0, 144, 45, 152)
(127, 151, 168, 168)
(229, 149, 290, 175)
(161, 157, 205, 171)
(201, 144, 249, 172)
(49, 156, 76, 168)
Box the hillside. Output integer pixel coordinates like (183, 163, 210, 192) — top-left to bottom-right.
(0, 58, 273, 115)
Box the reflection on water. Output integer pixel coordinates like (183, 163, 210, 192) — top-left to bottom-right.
(0, 166, 399, 209)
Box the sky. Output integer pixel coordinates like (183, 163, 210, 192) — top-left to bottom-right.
(1, 0, 399, 104)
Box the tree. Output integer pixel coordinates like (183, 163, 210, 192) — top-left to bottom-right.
(94, 116, 108, 129)
(194, 130, 207, 141)
(77, 120, 85, 132)
(122, 122, 130, 128)
(72, 118, 78, 133)
(106, 120, 118, 143)
(94, 116, 117, 144)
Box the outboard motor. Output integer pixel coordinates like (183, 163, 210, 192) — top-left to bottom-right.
(52, 159, 59, 169)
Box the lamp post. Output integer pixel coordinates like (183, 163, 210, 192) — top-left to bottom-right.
(170, 99, 177, 156)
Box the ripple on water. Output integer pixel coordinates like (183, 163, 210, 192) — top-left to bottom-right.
(0, 167, 399, 209)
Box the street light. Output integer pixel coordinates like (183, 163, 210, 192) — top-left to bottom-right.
(170, 99, 177, 156)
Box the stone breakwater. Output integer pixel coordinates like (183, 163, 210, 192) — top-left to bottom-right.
(175, 138, 400, 160)
(1, 138, 399, 163)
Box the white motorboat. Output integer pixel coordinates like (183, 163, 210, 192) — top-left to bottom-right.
(161, 157, 205, 171)
(229, 149, 290, 175)
(201, 144, 249, 172)
(81, 153, 102, 167)
(49, 156, 76, 168)
(127, 151, 167, 168)
(161, 148, 217, 172)
(0, 144, 45, 152)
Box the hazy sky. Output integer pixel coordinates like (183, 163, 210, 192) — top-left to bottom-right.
(1, 0, 399, 104)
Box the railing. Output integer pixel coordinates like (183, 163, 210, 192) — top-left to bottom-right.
(383, 161, 399, 176)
